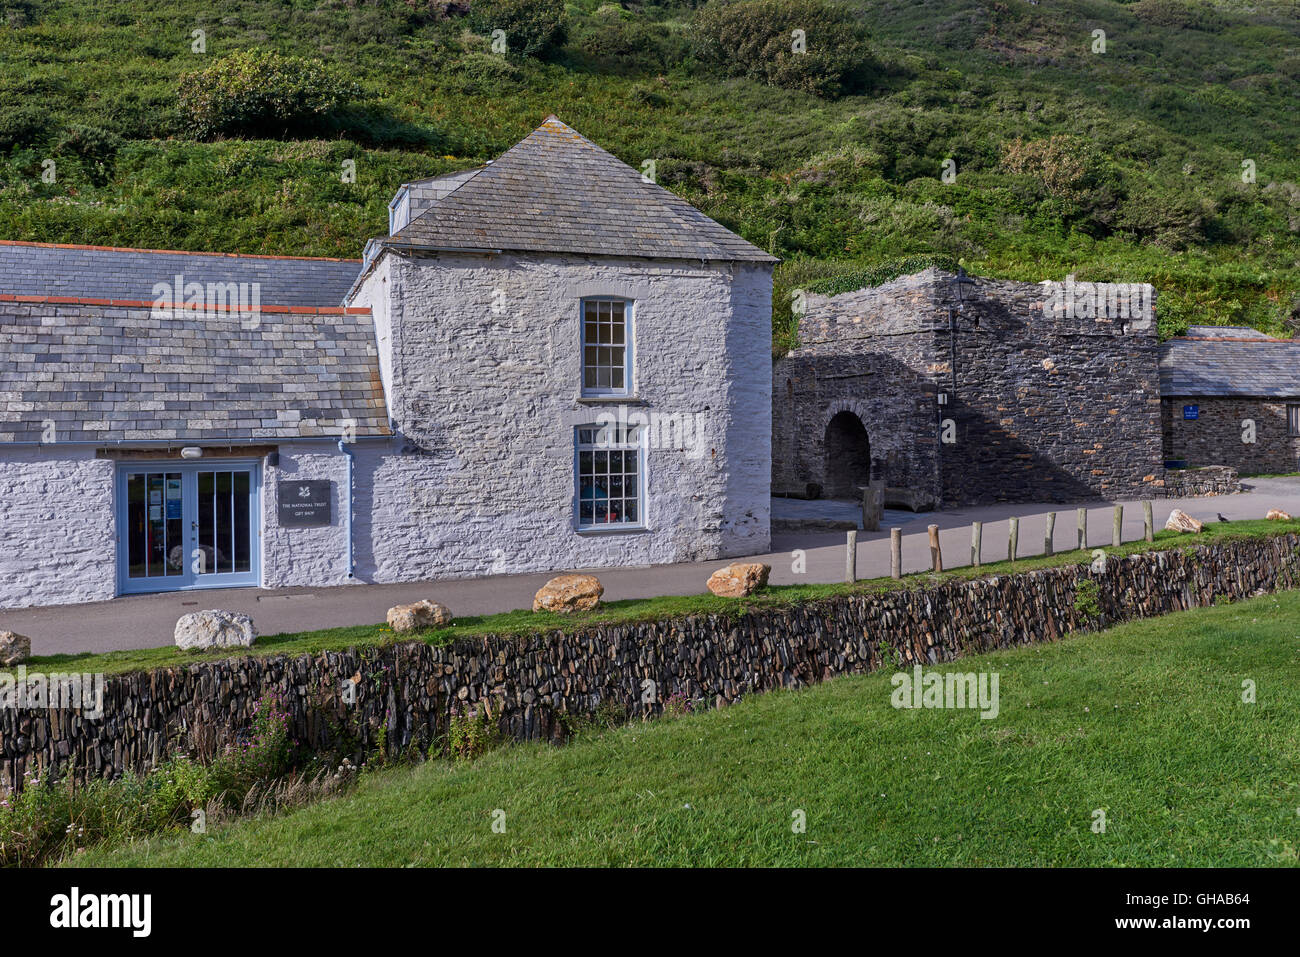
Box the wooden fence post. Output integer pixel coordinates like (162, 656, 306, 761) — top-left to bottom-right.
(1045, 512, 1056, 557)
(1077, 508, 1087, 550)
(890, 527, 902, 580)
(1113, 504, 1123, 548)
(862, 480, 885, 532)
(1009, 517, 1019, 562)
(1143, 501, 1154, 542)
(845, 530, 857, 583)
(928, 524, 942, 573)
(971, 521, 982, 569)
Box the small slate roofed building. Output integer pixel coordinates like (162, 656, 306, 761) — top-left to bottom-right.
(0, 117, 776, 609)
(1160, 326, 1300, 474)
(0, 293, 388, 607)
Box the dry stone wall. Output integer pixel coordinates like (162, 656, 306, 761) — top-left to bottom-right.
(4, 533, 1298, 791)
(1162, 465, 1241, 498)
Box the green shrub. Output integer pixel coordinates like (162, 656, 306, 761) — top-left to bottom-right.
(999, 135, 1123, 234)
(663, 691, 694, 718)
(177, 50, 362, 140)
(444, 50, 524, 96)
(0, 105, 51, 151)
(629, 84, 671, 108)
(448, 703, 503, 762)
(56, 124, 122, 187)
(1132, 0, 1227, 31)
(1074, 578, 1101, 619)
(468, 0, 568, 59)
(804, 254, 961, 296)
(1116, 184, 1207, 251)
(570, 14, 691, 72)
(211, 691, 296, 790)
(692, 0, 875, 98)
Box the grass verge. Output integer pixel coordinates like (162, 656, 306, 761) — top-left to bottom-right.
(69, 588, 1300, 867)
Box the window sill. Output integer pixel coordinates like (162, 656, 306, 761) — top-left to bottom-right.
(576, 395, 644, 405)
(575, 524, 649, 536)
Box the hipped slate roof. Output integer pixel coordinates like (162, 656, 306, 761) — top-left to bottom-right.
(0, 241, 362, 307)
(1159, 332, 1300, 398)
(0, 300, 390, 444)
(387, 116, 778, 263)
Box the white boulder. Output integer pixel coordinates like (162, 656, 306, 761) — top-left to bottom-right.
(1165, 509, 1205, 534)
(174, 609, 257, 651)
(387, 599, 453, 634)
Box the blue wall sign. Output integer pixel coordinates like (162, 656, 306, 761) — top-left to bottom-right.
(1183, 405, 1199, 420)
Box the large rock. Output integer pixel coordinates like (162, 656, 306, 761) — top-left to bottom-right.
(0, 631, 31, 666)
(706, 562, 772, 598)
(1165, 508, 1205, 534)
(174, 610, 257, 651)
(387, 599, 453, 634)
(1266, 508, 1293, 521)
(533, 574, 603, 614)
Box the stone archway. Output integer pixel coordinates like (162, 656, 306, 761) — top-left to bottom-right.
(824, 410, 872, 499)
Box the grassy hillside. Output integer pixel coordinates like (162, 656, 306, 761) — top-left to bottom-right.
(1, 0, 1297, 349)
(72, 588, 1300, 867)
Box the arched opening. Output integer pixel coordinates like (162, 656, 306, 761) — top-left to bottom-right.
(824, 411, 871, 499)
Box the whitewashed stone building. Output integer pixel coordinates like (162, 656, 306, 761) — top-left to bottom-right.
(0, 117, 775, 608)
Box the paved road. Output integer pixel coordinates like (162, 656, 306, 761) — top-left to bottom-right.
(6, 478, 1298, 657)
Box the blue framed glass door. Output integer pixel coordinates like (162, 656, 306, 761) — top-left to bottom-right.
(117, 462, 260, 594)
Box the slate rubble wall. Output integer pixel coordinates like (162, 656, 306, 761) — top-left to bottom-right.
(1162, 465, 1242, 498)
(4, 533, 1298, 791)
(1162, 396, 1300, 475)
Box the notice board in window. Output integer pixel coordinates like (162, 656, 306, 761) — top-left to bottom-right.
(278, 480, 332, 528)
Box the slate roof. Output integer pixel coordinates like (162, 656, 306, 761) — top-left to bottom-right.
(1184, 325, 1275, 340)
(1160, 334, 1300, 398)
(0, 241, 362, 307)
(387, 116, 778, 263)
(0, 301, 390, 444)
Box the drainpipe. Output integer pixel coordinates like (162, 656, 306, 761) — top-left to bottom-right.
(338, 439, 355, 579)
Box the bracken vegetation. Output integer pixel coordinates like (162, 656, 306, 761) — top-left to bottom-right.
(0, 0, 1297, 351)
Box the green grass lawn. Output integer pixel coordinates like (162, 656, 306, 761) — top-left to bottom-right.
(73, 587, 1300, 867)
(17, 518, 1300, 679)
